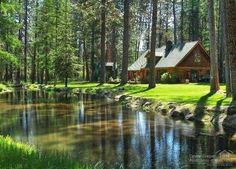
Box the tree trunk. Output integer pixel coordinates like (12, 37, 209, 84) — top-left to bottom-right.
(16, 0, 22, 85)
(24, 0, 28, 82)
(165, 2, 169, 43)
(180, 0, 184, 43)
(225, 0, 236, 99)
(121, 0, 130, 85)
(191, 0, 200, 41)
(111, 25, 117, 79)
(91, 22, 95, 81)
(219, 0, 225, 83)
(208, 0, 220, 92)
(158, 2, 163, 47)
(83, 39, 89, 81)
(32, 43, 36, 84)
(149, 0, 158, 89)
(172, 0, 177, 44)
(31, 0, 38, 84)
(222, 0, 231, 96)
(100, 0, 106, 83)
(65, 76, 68, 88)
(45, 45, 49, 85)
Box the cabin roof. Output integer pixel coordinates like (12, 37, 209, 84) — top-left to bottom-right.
(155, 41, 199, 68)
(128, 41, 201, 71)
(128, 50, 149, 71)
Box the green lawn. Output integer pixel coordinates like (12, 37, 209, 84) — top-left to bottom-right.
(55, 82, 233, 106)
(0, 136, 91, 169)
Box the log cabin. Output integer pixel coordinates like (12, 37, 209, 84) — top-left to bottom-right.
(128, 41, 210, 83)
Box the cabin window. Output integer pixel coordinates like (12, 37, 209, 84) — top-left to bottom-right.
(194, 52, 201, 63)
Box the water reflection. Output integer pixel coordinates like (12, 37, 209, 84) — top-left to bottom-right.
(0, 90, 236, 169)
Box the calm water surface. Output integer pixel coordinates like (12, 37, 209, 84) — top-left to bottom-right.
(0, 90, 236, 169)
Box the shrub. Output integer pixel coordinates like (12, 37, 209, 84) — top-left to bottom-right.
(160, 72, 179, 84)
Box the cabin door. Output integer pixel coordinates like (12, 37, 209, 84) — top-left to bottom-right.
(190, 70, 199, 82)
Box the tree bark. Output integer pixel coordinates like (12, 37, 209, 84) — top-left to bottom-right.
(83, 39, 89, 81)
(16, 0, 22, 85)
(45, 47, 49, 85)
(149, 0, 158, 89)
(221, 0, 231, 96)
(172, 0, 177, 44)
(180, 0, 184, 43)
(158, 2, 163, 47)
(24, 0, 28, 82)
(91, 22, 95, 81)
(121, 0, 130, 85)
(225, 0, 236, 99)
(208, 0, 220, 92)
(111, 25, 117, 79)
(165, 2, 169, 43)
(31, 0, 38, 84)
(100, 0, 106, 83)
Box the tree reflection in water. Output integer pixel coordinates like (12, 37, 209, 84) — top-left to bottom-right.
(0, 90, 236, 168)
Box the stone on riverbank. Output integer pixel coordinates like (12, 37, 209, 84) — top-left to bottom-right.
(223, 114, 236, 130)
(227, 106, 236, 115)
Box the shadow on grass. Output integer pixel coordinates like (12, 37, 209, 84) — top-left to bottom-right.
(97, 83, 104, 87)
(127, 87, 151, 95)
(194, 92, 215, 120)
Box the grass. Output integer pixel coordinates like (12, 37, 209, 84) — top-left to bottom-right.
(0, 83, 7, 92)
(54, 81, 233, 106)
(0, 136, 91, 169)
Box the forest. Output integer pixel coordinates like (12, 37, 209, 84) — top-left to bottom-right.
(1, 0, 236, 168)
(0, 0, 235, 98)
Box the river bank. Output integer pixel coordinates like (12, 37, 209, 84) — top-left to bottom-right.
(0, 136, 91, 169)
(20, 82, 235, 131)
(1, 82, 236, 130)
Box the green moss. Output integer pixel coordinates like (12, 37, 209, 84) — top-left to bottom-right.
(0, 136, 92, 169)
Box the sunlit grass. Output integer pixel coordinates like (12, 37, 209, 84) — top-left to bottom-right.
(0, 136, 92, 169)
(0, 83, 7, 92)
(54, 82, 233, 106)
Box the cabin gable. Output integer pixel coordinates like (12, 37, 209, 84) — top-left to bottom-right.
(177, 44, 210, 68)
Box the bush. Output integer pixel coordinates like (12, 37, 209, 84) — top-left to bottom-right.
(160, 72, 179, 84)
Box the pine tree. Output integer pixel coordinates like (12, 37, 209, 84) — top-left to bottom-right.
(208, 0, 220, 92)
(54, 0, 76, 87)
(149, 0, 158, 89)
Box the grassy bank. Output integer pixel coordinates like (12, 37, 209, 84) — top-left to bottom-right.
(0, 83, 7, 92)
(0, 83, 12, 93)
(0, 136, 91, 169)
(53, 82, 234, 106)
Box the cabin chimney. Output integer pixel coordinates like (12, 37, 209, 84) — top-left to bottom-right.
(165, 41, 173, 57)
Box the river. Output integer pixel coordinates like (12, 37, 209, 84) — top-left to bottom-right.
(0, 90, 235, 169)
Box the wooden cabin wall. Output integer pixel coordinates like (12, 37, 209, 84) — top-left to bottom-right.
(177, 44, 210, 68)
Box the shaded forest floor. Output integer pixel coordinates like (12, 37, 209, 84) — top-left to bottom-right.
(53, 81, 234, 107)
(0, 136, 92, 169)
